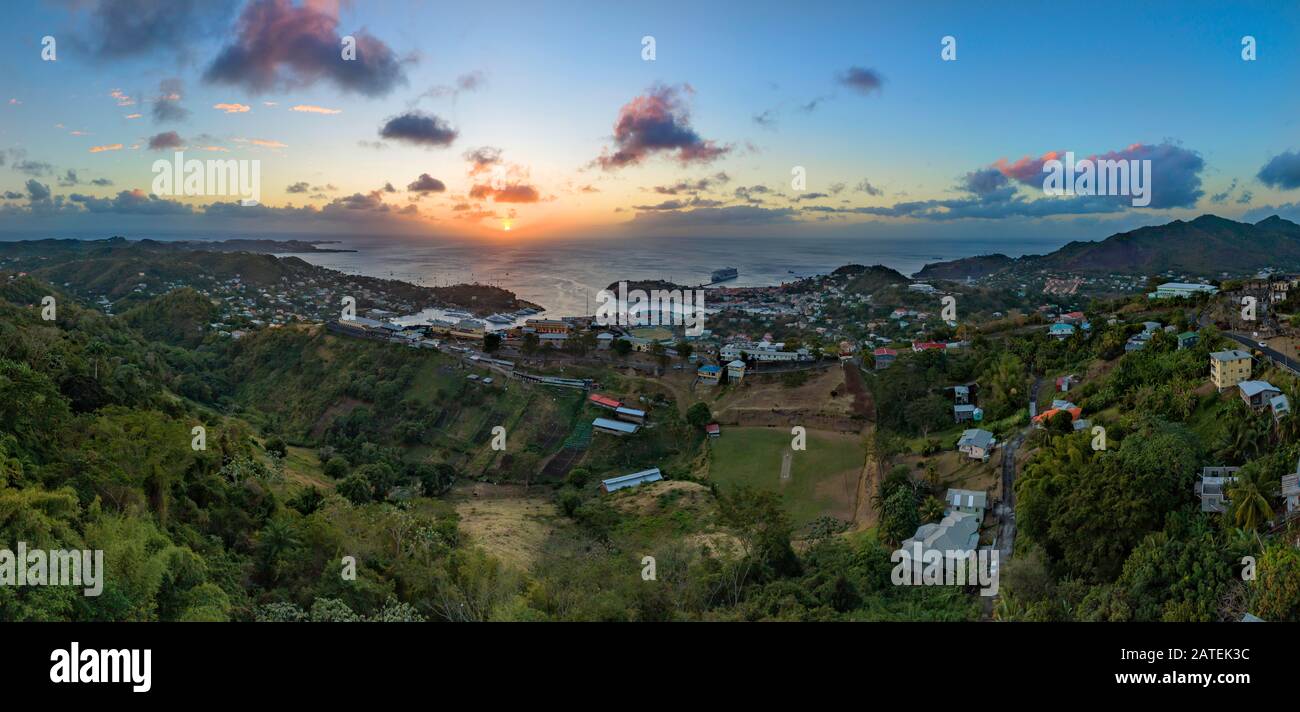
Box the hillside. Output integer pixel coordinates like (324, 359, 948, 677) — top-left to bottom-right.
(913, 215, 1300, 279)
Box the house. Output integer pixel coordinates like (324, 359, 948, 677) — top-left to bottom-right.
(1049, 323, 1075, 339)
(450, 319, 486, 340)
(1238, 380, 1281, 409)
(726, 359, 747, 383)
(595, 332, 615, 350)
(1177, 331, 1199, 350)
(944, 488, 988, 520)
(588, 393, 622, 411)
(1210, 350, 1252, 391)
(601, 468, 663, 493)
(901, 512, 980, 558)
(957, 429, 996, 461)
(593, 417, 639, 437)
(1196, 467, 1241, 513)
(1271, 394, 1291, 422)
(911, 341, 947, 352)
(1059, 311, 1086, 324)
(953, 404, 983, 423)
(1282, 464, 1299, 514)
(697, 364, 722, 386)
(705, 423, 721, 438)
(614, 406, 646, 424)
(951, 385, 970, 405)
(1033, 406, 1082, 427)
(873, 347, 897, 370)
(1056, 374, 1077, 392)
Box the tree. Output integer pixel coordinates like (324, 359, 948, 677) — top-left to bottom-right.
(1227, 461, 1277, 531)
(338, 473, 372, 504)
(84, 340, 108, 381)
(686, 402, 712, 429)
(323, 455, 350, 479)
(651, 343, 669, 375)
(1251, 544, 1300, 622)
(904, 394, 950, 438)
(521, 332, 540, 356)
(264, 435, 287, 458)
(483, 333, 502, 353)
(613, 338, 632, 357)
(674, 341, 693, 363)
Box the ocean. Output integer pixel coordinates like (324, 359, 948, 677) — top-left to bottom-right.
(285, 233, 1073, 317)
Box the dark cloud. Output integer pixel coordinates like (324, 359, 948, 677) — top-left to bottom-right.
(78, 0, 238, 59)
(463, 146, 502, 175)
(152, 78, 190, 123)
(1210, 178, 1238, 204)
(286, 181, 310, 193)
(58, 170, 81, 187)
(594, 84, 729, 170)
(3, 191, 22, 200)
(14, 160, 53, 177)
(653, 172, 729, 195)
(68, 189, 192, 214)
(628, 205, 796, 228)
(836, 66, 884, 96)
(794, 192, 828, 202)
(992, 143, 1204, 209)
(204, 0, 408, 97)
(381, 182, 397, 193)
(407, 173, 446, 193)
(961, 168, 1009, 196)
(1258, 150, 1300, 190)
(752, 109, 777, 128)
(91, 177, 114, 187)
(148, 131, 184, 150)
(25, 179, 51, 202)
(379, 112, 457, 147)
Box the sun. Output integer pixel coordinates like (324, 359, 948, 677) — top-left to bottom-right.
(501, 219, 513, 232)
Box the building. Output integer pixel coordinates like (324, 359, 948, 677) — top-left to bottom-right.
(593, 417, 640, 437)
(726, 359, 747, 383)
(1148, 282, 1219, 299)
(1033, 406, 1082, 427)
(944, 489, 988, 520)
(1271, 394, 1291, 422)
(1056, 374, 1076, 392)
(1177, 331, 1199, 350)
(1238, 380, 1280, 409)
(450, 319, 485, 340)
(595, 332, 615, 350)
(1210, 350, 1252, 391)
(614, 406, 646, 424)
(1283, 464, 1299, 515)
(873, 347, 897, 370)
(901, 511, 980, 557)
(524, 318, 571, 335)
(1048, 323, 1075, 339)
(1059, 311, 1086, 324)
(720, 341, 811, 362)
(951, 385, 970, 405)
(588, 393, 622, 411)
(697, 364, 722, 385)
(705, 423, 721, 438)
(600, 468, 663, 493)
(911, 341, 947, 352)
(1196, 467, 1241, 513)
(957, 429, 996, 461)
(953, 404, 983, 423)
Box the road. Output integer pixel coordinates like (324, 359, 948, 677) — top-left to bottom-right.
(985, 376, 1039, 616)
(1196, 309, 1300, 377)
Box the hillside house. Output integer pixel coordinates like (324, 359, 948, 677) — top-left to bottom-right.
(957, 429, 995, 461)
(902, 512, 980, 558)
(1195, 467, 1240, 513)
(1210, 350, 1252, 391)
(697, 364, 722, 386)
(873, 347, 897, 370)
(1238, 380, 1281, 409)
(593, 417, 639, 437)
(727, 359, 747, 383)
(944, 489, 988, 520)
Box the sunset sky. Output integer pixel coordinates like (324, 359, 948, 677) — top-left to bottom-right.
(3, 0, 1300, 243)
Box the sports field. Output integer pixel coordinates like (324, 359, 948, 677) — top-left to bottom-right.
(707, 427, 865, 525)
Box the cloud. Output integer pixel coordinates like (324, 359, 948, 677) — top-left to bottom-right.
(463, 146, 502, 175)
(653, 172, 730, 195)
(628, 205, 797, 228)
(286, 181, 310, 193)
(753, 109, 777, 128)
(290, 104, 342, 114)
(78, 0, 238, 59)
(421, 71, 488, 101)
(152, 78, 190, 123)
(204, 0, 408, 97)
(68, 189, 192, 215)
(213, 103, 251, 113)
(961, 168, 1009, 196)
(1257, 150, 1300, 190)
(469, 183, 540, 203)
(794, 192, 828, 202)
(594, 84, 730, 170)
(234, 137, 288, 149)
(836, 66, 884, 96)
(407, 173, 446, 193)
(125, 113, 142, 120)
(1210, 178, 1238, 204)
(14, 160, 53, 176)
(58, 170, 81, 187)
(91, 178, 114, 186)
(89, 144, 124, 153)
(25, 179, 51, 202)
(109, 89, 135, 107)
(379, 112, 457, 147)
(147, 131, 184, 150)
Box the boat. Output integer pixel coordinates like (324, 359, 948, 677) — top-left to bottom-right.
(485, 313, 515, 324)
(711, 267, 738, 283)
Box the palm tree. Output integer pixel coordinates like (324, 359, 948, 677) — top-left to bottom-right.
(1228, 465, 1277, 531)
(85, 340, 108, 380)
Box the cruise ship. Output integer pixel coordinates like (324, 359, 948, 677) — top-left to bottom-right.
(711, 267, 738, 283)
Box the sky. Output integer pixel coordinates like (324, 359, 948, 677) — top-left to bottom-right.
(2, 0, 1300, 245)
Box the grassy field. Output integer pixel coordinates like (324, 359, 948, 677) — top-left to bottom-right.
(707, 427, 864, 525)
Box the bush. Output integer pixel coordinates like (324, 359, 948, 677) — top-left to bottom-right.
(264, 435, 287, 458)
